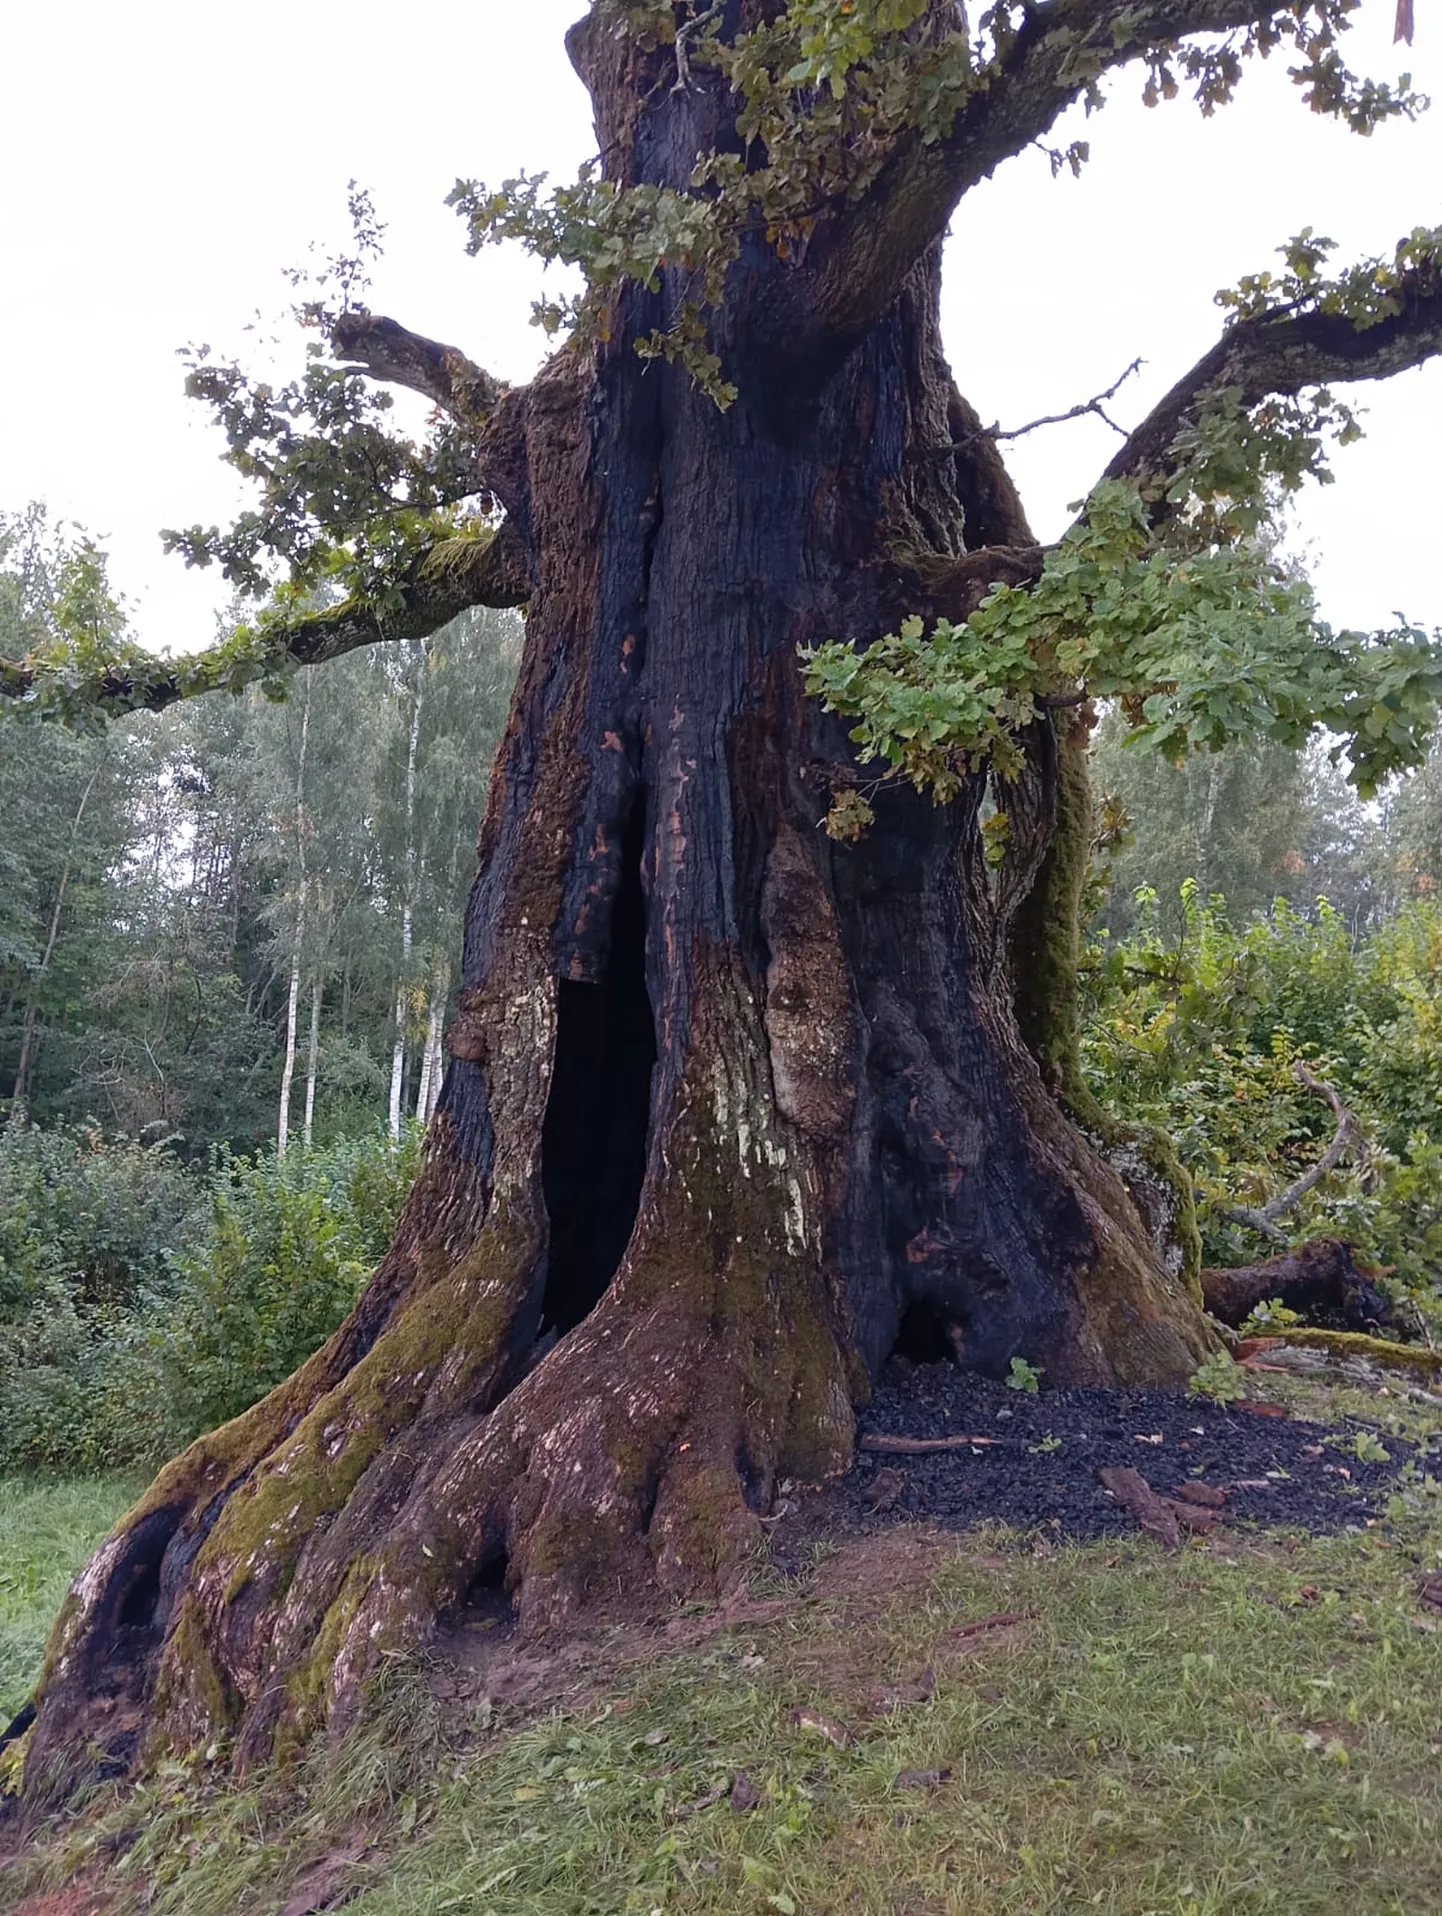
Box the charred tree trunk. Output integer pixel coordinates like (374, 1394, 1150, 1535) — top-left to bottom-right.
(23, 21, 1212, 1792)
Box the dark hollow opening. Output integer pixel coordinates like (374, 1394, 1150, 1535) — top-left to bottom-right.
(116, 1557, 163, 1630)
(891, 1298, 964, 1367)
(461, 1547, 515, 1627)
(540, 801, 656, 1336)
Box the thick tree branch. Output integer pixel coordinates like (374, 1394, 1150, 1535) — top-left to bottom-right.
(1103, 265, 1442, 494)
(1220, 1063, 1360, 1243)
(330, 311, 504, 426)
(810, 0, 1335, 336)
(1, 524, 529, 720)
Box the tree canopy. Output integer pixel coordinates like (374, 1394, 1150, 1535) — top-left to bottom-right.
(3, 3, 1441, 795)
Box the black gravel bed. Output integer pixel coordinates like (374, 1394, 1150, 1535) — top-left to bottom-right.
(793, 1363, 1419, 1547)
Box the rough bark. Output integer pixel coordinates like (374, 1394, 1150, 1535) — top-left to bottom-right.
(22, 18, 1217, 1794)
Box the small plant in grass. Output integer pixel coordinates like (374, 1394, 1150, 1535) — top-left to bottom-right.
(1006, 1356, 1042, 1394)
(1240, 1297, 1306, 1336)
(1189, 1349, 1248, 1406)
(1352, 1430, 1392, 1464)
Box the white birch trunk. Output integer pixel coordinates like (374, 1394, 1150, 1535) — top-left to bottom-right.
(277, 682, 312, 1156)
(303, 974, 322, 1149)
(415, 961, 448, 1124)
(277, 908, 305, 1158)
(387, 653, 423, 1142)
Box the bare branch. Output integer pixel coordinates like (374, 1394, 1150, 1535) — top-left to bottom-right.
(1, 524, 529, 721)
(1222, 1062, 1361, 1242)
(330, 311, 504, 426)
(1103, 265, 1442, 495)
(928, 360, 1143, 457)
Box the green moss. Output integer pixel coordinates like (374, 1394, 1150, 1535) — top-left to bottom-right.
(1260, 1328, 1442, 1377)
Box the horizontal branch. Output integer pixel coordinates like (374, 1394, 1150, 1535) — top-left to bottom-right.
(809, 0, 1333, 337)
(330, 311, 504, 426)
(1, 524, 529, 721)
(1104, 264, 1442, 494)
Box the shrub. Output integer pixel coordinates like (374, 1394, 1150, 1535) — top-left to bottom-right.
(148, 1127, 423, 1447)
(1084, 888, 1442, 1331)
(0, 1124, 422, 1472)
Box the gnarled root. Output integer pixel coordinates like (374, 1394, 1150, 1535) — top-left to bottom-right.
(23, 1066, 852, 1792)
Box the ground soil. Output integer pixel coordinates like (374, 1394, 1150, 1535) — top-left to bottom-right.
(780, 1362, 1416, 1555)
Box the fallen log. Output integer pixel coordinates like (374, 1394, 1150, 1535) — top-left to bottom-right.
(1201, 1235, 1391, 1331)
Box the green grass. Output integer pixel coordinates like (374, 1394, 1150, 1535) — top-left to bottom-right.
(0, 1475, 141, 1721)
(5, 1415, 1442, 1916)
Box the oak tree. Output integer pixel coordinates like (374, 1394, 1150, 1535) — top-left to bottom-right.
(10, 1, 1442, 1785)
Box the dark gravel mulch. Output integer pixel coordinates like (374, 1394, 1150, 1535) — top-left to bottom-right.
(790, 1362, 1419, 1548)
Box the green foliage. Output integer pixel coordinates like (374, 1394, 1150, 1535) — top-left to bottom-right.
(806, 479, 1442, 816)
(1188, 1349, 1247, 1405)
(149, 1127, 423, 1446)
(1084, 886, 1442, 1327)
(1240, 1297, 1306, 1336)
(0, 1126, 207, 1473)
(0, 1126, 421, 1473)
(1005, 1355, 1042, 1394)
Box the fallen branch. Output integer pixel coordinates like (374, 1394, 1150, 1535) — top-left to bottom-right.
(1238, 1328, 1442, 1381)
(945, 1609, 1035, 1641)
(859, 1432, 1007, 1453)
(1221, 1062, 1360, 1243)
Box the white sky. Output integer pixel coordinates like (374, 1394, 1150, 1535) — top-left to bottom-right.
(1, 2, 1438, 657)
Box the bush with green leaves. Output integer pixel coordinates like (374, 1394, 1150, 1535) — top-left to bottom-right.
(0, 1124, 422, 1472)
(149, 1126, 423, 1448)
(1083, 884, 1442, 1328)
(0, 1125, 207, 1471)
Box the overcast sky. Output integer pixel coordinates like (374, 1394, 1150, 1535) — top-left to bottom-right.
(2, 2, 1438, 657)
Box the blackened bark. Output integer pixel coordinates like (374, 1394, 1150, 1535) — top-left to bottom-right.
(22, 23, 1212, 1793)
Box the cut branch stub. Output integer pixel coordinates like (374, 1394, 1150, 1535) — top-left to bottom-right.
(331, 311, 504, 427)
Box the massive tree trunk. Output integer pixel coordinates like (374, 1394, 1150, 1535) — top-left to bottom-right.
(22, 19, 1212, 1792)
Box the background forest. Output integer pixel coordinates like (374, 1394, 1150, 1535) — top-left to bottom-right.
(2, 495, 1440, 1491)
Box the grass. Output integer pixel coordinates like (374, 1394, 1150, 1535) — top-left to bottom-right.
(0, 1476, 141, 1723)
(3, 1397, 1441, 1916)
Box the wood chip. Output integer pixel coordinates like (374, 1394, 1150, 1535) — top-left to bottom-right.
(864, 1466, 905, 1512)
(895, 1766, 952, 1791)
(787, 1706, 853, 1750)
(859, 1433, 1006, 1453)
(1176, 1482, 1229, 1508)
(730, 1771, 761, 1812)
(1161, 1499, 1220, 1533)
(1098, 1466, 1182, 1549)
(866, 1668, 936, 1714)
